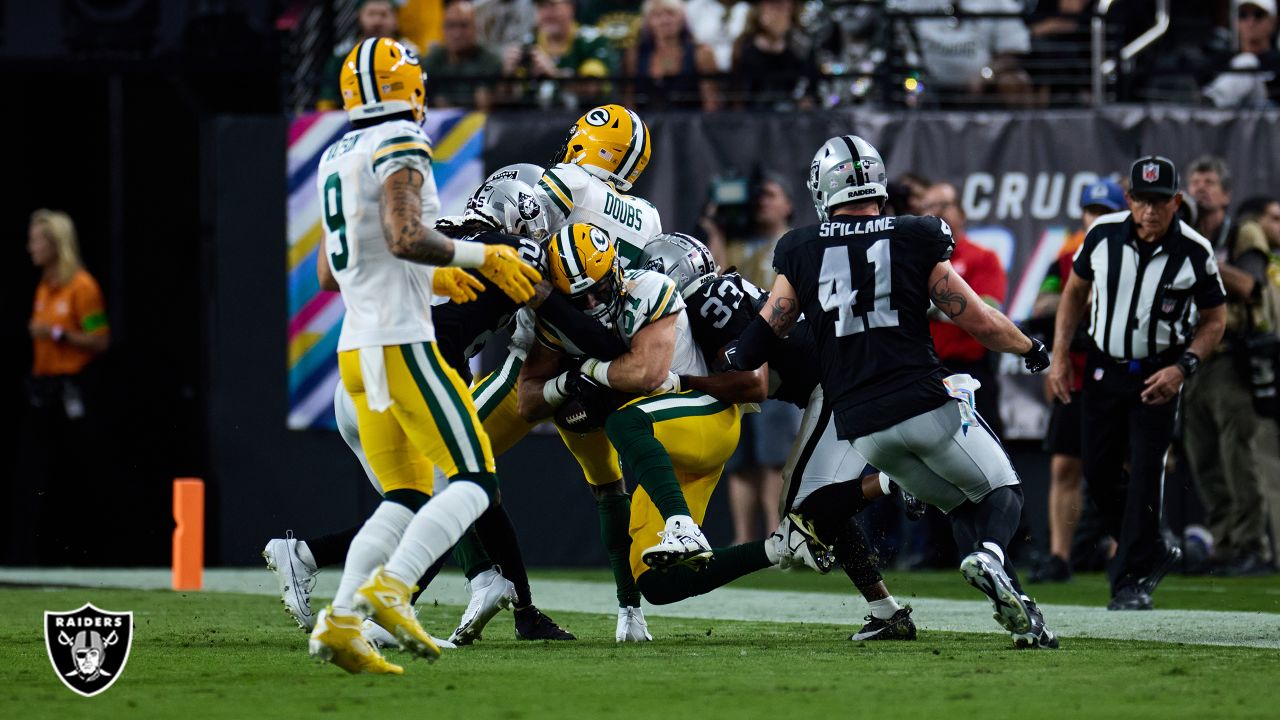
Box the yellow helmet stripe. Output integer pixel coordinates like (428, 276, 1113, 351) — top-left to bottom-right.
(357, 38, 379, 104)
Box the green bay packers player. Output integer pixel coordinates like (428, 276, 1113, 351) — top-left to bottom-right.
(517, 224, 751, 639)
(307, 36, 541, 675)
(536, 104, 662, 268)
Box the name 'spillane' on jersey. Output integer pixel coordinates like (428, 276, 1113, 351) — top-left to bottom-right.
(1072, 212, 1227, 361)
(319, 117, 441, 352)
(773, 214, 958, 439)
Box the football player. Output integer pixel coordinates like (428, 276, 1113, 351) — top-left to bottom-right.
(638, 233, 917, 641)
(725, 135, 1058, 649)
(307, 36, 542, 674)
(518, 224, 783, 636)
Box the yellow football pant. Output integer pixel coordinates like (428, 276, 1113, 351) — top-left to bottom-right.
(618, 392, 742, 581)
(339, 342, 494, 495)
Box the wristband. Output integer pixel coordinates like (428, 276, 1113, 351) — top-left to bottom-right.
(542, 372, 570, 408)
(581, 358, 613, 387)
(1177, 351, 1201, 378)
(449, 239, 486, 268)
(51, 325, 64, 343)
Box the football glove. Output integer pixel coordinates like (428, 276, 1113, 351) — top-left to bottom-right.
(478, 244, 542, 304)
(1021, 336, 1050, 374)
(555, 372, 629, 433)
(432, 267, 485, 303)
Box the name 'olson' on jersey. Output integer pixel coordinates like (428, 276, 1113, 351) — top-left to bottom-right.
(773, 213, 957, 440)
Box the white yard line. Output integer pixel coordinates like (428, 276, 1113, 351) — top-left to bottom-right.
(3, 567, 1278, 650)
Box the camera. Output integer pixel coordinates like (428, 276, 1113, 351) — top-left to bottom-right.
(706, 172, 758, 239)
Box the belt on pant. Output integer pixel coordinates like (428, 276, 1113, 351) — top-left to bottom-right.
(1095, 347, 1185, 375)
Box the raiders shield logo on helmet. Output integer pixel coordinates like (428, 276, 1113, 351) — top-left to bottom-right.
(45, 603, 133, 697)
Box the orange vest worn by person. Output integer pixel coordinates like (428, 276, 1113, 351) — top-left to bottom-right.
(30, 269, 108, 377)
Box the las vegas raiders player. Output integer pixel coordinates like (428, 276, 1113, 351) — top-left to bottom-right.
(726, 136, 1058, 649)
(639, 233, 918, 641)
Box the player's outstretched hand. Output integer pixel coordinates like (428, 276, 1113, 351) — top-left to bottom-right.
(1021, 336, 1050, 374)
(478, 244, 542, 304)
(432, 267, 485, 303)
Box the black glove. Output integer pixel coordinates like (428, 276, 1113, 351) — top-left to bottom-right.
(1021, 336, 1050, 374)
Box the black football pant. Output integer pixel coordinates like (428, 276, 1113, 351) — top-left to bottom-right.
(1081, 357, 1178, 594)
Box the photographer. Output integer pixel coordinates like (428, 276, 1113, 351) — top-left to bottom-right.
(699, 172, 804, 544)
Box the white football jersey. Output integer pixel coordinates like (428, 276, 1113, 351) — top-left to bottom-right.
(535, 163, 663, 270)
(536, 269, 708, 377)
(317, 119, 442, 351)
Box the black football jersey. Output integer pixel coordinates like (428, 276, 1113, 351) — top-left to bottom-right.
(772, 214, 956, 438)
(684, 271, 817, 408)
(433, 230, 544, 375)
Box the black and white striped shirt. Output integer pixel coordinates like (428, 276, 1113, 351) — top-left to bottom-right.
(1072, 211, 1226, 361)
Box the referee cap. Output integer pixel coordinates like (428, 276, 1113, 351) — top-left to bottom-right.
(1129, 156, 1179, 198)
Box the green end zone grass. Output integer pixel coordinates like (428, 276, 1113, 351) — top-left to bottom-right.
(2, 586, 1276, 719)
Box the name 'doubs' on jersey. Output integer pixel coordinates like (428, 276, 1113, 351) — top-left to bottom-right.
(536, 269, 707, 377)
(432, 230, 546, 372)
(317, 119, 442, 350)
(536, 163, 663, 270)
(772, 214, 957, 439)
(683, 272, 818, 408)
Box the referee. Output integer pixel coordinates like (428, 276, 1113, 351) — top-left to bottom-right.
(1048, 155, 1227, 611)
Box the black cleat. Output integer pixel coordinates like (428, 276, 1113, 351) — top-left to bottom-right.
(514, 606, 577, 641)
(1011, 595, 1059, 649)
(1029, 555, 1071, 584)
(886, 479, 926, 521)
(1107, 585, 1153, 611)
(1137, 541, 1182, 596)
(849, 607, 917, 641)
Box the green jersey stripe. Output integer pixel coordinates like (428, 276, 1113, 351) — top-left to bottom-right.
(372, 147, 431, 170)
(401, 344, 470, 471)
(539, 179, 572, 216)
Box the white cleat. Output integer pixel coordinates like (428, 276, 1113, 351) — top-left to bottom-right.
(641, 514, 713, 571)
(775, 513, 835, 574)
(362, 618, 456, 651)
(262, 534, 318, 630)
(448, 568, 517, 645)
(616, 606, 654, 642)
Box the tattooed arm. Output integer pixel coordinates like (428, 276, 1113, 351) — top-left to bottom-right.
(380, 167, 457, 265)
(927, 260, 1032, 355)
(723, 273, 799, 371)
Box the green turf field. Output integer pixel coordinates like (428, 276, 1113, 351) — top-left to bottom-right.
(2, 576, 1277, 719)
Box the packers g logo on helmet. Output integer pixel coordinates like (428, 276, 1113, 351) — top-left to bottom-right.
(548, 224, 624, 326)
(340, 37, 427, 124)
(554, 105, 651, 192)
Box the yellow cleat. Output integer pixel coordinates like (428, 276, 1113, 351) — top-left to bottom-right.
(308, 606, 404, 675)
(353, 567, 442, 663)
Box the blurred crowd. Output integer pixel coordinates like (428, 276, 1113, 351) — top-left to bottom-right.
(307, 0, 1280, 112)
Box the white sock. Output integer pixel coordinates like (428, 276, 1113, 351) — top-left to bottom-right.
(296, 540, 317, 569)
(867, 596, 902, 620)
(333, 502, 414, 611)
(763, 536, 781, 565)
(384, 481, 491, 586)
(981, 541, 1006, 566)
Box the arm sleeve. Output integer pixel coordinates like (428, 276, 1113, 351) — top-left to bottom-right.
(536, 293, 628, 360)
(371, 126, 434, 183)
(1193, 250, 1228, 309)
(727, 314, 777, 371)
(1071, 227, 1104, 281)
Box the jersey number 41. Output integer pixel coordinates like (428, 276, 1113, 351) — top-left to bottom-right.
(820, 239, 899, 337)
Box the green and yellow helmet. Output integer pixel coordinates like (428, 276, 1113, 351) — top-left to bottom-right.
(547, 224, 625, 326)
(554, 105, 651, 191)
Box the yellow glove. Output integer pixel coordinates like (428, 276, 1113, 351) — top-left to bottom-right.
(432, 267, 485, 303)
(477, 244, 542, 304)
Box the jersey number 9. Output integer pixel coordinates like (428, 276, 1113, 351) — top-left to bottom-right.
(324, 173, 351, 271)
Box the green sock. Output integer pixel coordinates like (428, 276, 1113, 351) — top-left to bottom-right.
(636, 541, 771, 605)
(605, 407, 690, 518)
(451, 527, 494, 580)
(598, 494, 641, 607)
